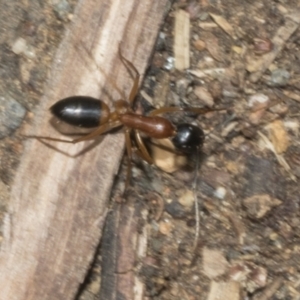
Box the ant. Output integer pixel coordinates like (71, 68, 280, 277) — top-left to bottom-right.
(26, 47, 224, 188)
(25, 46, 226, 250)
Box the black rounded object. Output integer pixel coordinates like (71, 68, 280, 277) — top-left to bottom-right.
(172, 123, 205, 153)
(50, 96, 102, 128)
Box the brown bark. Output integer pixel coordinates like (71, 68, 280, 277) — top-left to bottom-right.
(0, 0, 170, 299)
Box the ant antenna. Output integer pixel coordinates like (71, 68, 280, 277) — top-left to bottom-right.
(192, 147, 201, 251)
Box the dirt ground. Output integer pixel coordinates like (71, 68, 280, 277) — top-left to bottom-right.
(1, 0, 300, 300)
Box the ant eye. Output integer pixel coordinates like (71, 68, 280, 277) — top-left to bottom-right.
(172, 123, 205, 153)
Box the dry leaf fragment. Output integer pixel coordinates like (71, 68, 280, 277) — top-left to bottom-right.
(199, 21, 218, 29)
(202, 247, 229, 279)
(209, 13, 235, 38)
(189, 68, 226, 79)
(243, 194, 282, 219)
(257, 130, 295, 180)
(207, 281, 240, 300)
(150, 138, 187, 173)
(193, 86, 214, 107)
(253, 37, 273, 55)
(265, 119, 289, 154)
(229, 262, 268, 293)
(247, 14, 300, 82)
(283, 90, 300, 102)
(204, 32, 224, 62)
(174, 9, 190, 70)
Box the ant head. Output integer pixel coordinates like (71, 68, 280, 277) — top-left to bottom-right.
(172, 123, 205, 153)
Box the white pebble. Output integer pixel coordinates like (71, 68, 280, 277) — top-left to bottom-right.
(12, 37, 27, 55)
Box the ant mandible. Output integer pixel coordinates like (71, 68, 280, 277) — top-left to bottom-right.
(26, 46, 223, 188)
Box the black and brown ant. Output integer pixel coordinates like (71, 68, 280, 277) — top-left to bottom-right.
(26, 47, 224, 187)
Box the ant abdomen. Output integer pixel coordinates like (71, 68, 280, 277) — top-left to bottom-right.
(172, 123, 205, 153)
(50, 96, 110, 128)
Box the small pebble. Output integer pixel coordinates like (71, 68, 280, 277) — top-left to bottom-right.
(193, 39, 206, 51)
(53, 0, 72, 20)
(11, 37, 36, 59)
(247, 93, 269, 107)
(164, 56, 175, 71)
(214, 186, 227, 200)
(178, 190, 194, 208)
(165, 200, 187, 219)
(158, 219, 173, 235)
(12, 37, 27, 55)
(268, 68, 290, 87)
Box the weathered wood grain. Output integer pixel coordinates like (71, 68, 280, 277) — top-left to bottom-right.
(0, 0, 170, 299)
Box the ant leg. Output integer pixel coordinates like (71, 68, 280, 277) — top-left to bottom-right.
(147, 139, 181, 155)
(148, 106, 226, 116)
(128, 69, 140, 104)
(71, 121, 122, 142)
(25, 120, 122, 144)
(118, 46, 140, 104)
(34, 137, 104, 158)
(134, 130, 153, 165)
(74, 42, 127, 100)
(124, 127, 133, 190)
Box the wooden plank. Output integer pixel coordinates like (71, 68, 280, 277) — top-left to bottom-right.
(0, 0, 169, 299)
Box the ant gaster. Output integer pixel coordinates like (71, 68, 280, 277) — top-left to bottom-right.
(27, 47, 222, 187)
